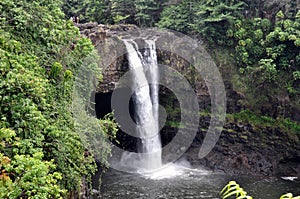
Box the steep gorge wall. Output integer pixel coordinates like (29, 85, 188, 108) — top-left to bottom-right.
(77, 23, 300, 178)
(77, 22, 244, 112)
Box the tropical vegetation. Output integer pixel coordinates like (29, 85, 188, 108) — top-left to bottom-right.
(61, 0, 299, 119)
(1, 0, 299, 198)
(0, 0, 116, 197)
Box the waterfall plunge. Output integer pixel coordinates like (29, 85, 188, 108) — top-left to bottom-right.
(121, 39, 162, 171)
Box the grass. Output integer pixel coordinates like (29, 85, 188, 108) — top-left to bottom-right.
(199, 109, 300, 135)
(226, 110, 300, 135)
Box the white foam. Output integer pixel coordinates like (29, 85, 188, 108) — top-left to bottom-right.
(139, 162, 212, 180)
(141, 163, 184, 180)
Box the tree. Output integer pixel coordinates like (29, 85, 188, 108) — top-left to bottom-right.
(135, 0, 163, 27)
(110, 0, 135, 24)
(62, 0, 113, 24)
(157, 0, 196, 33)
(158, 0, 245, 44)
(192, 0, 245, 44)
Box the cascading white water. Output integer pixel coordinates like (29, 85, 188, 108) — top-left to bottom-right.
(122, 39, 162, 171)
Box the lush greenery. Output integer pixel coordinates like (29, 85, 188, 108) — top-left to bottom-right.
(221, 181, 300, 199)
(62, 0, 300, 119)
(0, 0, 116, 197)
(228, 13, 300, 115)
(157, 0, 300, 119)
(1, 0, 299, 197)
(62, 0, 165, 26)
(227, 110, 300, 134)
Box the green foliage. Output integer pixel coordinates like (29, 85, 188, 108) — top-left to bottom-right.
(157, 0, 195, 33)
(50, 62, 63, 78)
(0, 0, 116, 197)
(99, 113, 118, 142)
(226, 11, 300, 115)
(62, 0, 112, 24)
(0, 129, 65, 198)
(110, 0, 135, 24)
(280, 193, 300, 199)
(71, 47, 117, 168)
(193, 0, 245, 45)
(0, 128, 16, 150)
(158, 0, 245, 44)
(2, 153, 66, 199)
(61, 0, 165, 26)
(228, 18, 271, 66)
(220, 181, 252, 199)
(221, 181, 300, 199)
(157, 0, 299, 117)
(110, 0, 164, 26)
(135, 0, 162, 27)
(73, 92, 118, 168)
(227, 110, 300, 134)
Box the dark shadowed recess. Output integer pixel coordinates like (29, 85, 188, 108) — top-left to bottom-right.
(94, 85, 180, 152)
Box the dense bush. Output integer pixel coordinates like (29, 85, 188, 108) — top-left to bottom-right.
(158, 0, 246, 44)
(0, 0, 116, 197)
(226, 11, 300, 116)
(62, 0, 165, 27)
(157, 0, 300, 118)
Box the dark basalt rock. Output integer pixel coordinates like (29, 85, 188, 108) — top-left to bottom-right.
(184, 117, 300, 178)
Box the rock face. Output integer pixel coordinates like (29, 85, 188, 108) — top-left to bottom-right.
(78, 22, 300, 178)
(185, 117, 300, 177)
(76, 22, 137, 93)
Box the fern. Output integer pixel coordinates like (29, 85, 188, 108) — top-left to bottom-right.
(220, 181, 253, 199)
(220, 181, 300, 199)
(280, 193, 300, 199)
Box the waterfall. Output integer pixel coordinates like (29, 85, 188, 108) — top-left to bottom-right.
(122, 39, 162, 171)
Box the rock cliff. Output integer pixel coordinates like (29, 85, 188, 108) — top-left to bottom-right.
(77, 22, 300, 178)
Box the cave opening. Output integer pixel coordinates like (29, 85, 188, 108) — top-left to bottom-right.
(94, 86, 180, 152)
